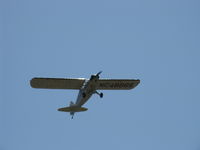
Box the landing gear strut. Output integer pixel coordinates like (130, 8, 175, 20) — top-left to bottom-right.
(95, 91, 103, 98)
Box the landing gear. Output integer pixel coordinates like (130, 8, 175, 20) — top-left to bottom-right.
(100, 92, 103, 98)
(95, 91, 103, 98)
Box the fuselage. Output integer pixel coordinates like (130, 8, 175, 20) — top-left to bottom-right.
(75, 76, 99, 107)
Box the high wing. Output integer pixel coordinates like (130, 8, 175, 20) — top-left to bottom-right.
(96, 79, 140, 90)
(30, 78, 85, 89)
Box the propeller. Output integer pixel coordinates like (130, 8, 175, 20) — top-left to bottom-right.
(90, 71, 102, 80)
(96, 71, 102, 78)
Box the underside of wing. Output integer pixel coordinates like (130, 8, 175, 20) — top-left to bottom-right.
(96, 79, 140, 90)
(30, 78, 85, 89)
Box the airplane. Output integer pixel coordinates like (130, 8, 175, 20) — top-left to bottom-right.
(30, 71, 140, 119)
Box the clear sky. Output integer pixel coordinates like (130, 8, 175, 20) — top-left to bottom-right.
(1, 0, 200, 150)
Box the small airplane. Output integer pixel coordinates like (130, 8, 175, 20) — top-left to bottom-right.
(30, 71, 140, 119)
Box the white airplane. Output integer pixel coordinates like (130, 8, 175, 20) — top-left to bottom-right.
(30, 71, 140, 119)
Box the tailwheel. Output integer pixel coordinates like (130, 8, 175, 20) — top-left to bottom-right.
(70, 112, 74, 119)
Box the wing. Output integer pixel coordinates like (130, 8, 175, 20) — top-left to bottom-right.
(30, 78, 85, 89)
(96, 79, 140, 90)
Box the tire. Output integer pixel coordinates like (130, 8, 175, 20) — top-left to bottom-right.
(100, 93, 103, 98)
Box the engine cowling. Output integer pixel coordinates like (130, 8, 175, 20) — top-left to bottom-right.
(90, 75, 96, 80)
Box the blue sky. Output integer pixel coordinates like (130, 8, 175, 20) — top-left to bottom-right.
(1, 0, 200, 150)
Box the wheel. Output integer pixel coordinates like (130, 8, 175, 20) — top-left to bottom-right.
(100, 93, 103, 98)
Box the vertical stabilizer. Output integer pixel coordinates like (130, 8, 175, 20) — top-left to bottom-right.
(70, 101, 74, 106)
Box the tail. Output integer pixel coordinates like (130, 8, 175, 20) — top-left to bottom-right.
(57, 101, 88, 119)
(70, 101, 74, 106)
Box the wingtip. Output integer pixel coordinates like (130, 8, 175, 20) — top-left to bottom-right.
(134, 79, 140, 87)
(137, 79, 140, 85)
(30, 78, 37, 88)
(30, 78, 34, 88)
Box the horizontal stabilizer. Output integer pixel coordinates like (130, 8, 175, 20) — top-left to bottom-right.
(58, 106, 88, 112)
